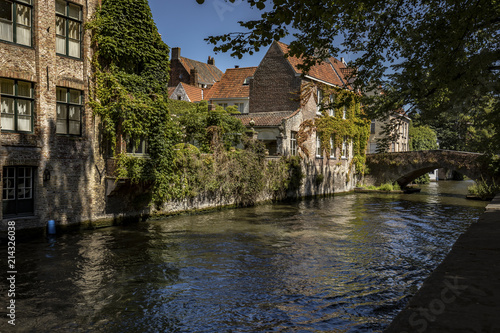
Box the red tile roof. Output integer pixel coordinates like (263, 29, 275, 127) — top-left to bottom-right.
(179, 57, 223, 86)
(275, 41, 352, 89)
(234, 111, 296, 127)
(182, 83, 209, 102)
(207, 67, 257, 100)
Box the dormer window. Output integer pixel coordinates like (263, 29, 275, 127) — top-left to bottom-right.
(243, 77, 251, 85)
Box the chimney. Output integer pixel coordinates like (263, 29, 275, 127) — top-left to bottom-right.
(172, 47, 180, 60)
(234, 65, 239, 68)
(190, 68, 199, 87)
(207, 56, 214, 65)
(340, 57, 347, 66)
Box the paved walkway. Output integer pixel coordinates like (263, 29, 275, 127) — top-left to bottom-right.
(384, 195, 500, 333)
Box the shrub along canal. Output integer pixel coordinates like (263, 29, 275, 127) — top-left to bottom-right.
(0, 180, 487, 332)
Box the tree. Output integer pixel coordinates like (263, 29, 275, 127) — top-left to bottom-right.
(408, 124, 438, 184)
(409, 124, 438, 152)
(199, 0, 500, 152)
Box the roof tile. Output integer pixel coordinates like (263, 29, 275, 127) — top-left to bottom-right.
(207, 67, 257, 100)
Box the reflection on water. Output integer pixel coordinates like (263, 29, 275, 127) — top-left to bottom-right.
(0, 181, 487, 332)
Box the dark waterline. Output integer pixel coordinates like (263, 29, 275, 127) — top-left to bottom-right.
(0, 181, 487, 332)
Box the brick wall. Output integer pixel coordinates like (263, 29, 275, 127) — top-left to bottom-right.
(249, 43, 301, 113)
(0, 0, 103, 230)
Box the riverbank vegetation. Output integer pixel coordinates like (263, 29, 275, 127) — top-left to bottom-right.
(88, 0, 304, 208)
(468, 178, 500, 200)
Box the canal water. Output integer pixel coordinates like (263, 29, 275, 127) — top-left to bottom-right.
(1, 181, 487, 332)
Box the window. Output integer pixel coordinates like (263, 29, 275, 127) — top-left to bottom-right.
(341, 136, 348, 159)
(2, 166, 34, 216)
(370, 120, 376, 134)
(56, 0, 82, 58)
(369, 143, 377, 154)
(0, 0, 32, 46)
(316, 89, 323, 115)
(0, 78, 33, 132)
(56, 87, 82, 135)
(328, 94, 335, 117)
(218, 103, 228, 110)
(236, 103, 245, 114)
(290, 131, 297, 156)
(342, 105, 347, 119)
(329, 136, 335, 158)
(126, 136, 148, 155)
(316, 133, 322, 158)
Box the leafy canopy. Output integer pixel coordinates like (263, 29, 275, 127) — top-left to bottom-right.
(200, 0, 500, 152)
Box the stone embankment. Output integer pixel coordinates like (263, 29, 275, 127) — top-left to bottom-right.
(384, 195, 500, 332)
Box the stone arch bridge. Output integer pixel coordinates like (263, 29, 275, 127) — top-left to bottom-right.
(366, 150, 499, 187)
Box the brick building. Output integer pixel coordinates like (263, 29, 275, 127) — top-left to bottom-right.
(207, 66, 257, 114)
(0, 0, 103, 229)
(168, 47, 223, 89)
(236, 41, 356, 160)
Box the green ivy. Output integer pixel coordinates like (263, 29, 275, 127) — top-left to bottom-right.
(88, 0, 182, 205)
(299, 84, 370, 174)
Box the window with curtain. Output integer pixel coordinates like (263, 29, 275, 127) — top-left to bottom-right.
(1, 78, 33, 132)
(316, 133, 322, 158)
(341, 136, 348, 159)
(126, 136, 148, 155)
(316, 89, 323, 115)
(0, 0, 32, 46)
(56, 87, 82, 135)
(329, 136, 335, 158)
(56, 0, 81, 58)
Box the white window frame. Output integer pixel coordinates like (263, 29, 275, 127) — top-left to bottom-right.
(316, 133, 322, 158)
(316, 89, 323, 115)
(290, 131, 297, 156)
(341, 136, 348, 159)
(328, 94, 335, 117)
(329, 136, 335, 158)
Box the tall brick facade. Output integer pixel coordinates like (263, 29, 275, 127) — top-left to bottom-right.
(0, 0, 103, 230)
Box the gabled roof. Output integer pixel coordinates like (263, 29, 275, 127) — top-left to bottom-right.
(275, 41, 352, 89)
(169, 83, 209, 102)
(207, 67, 257, 100)
(179, 57, 223, 86)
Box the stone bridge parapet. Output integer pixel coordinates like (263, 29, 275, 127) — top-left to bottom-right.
(366, 150, 498, 187)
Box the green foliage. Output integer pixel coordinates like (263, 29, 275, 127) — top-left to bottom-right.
(299, 85, 370, 174)
(365, 182, 401, 192)
(176, 101, 247, 153)
(468, 178, 500, 200)
(408, 124, 438, 184)
(202, 0, 500, 153)
(170, 140, 303, 206)
(409, 124, 438, 151)
(88, 0, 184, 204)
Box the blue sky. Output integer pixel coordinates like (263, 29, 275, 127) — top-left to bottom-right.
(148, 0, 294, 72)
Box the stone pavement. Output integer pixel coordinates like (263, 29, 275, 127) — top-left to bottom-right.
(384, 195, 500, 333)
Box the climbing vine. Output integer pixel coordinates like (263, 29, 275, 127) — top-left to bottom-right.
(88, 0, 182, 204)
(298, 83, 370, 173)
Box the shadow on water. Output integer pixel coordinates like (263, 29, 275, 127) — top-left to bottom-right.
(0, 181, 488, 332)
